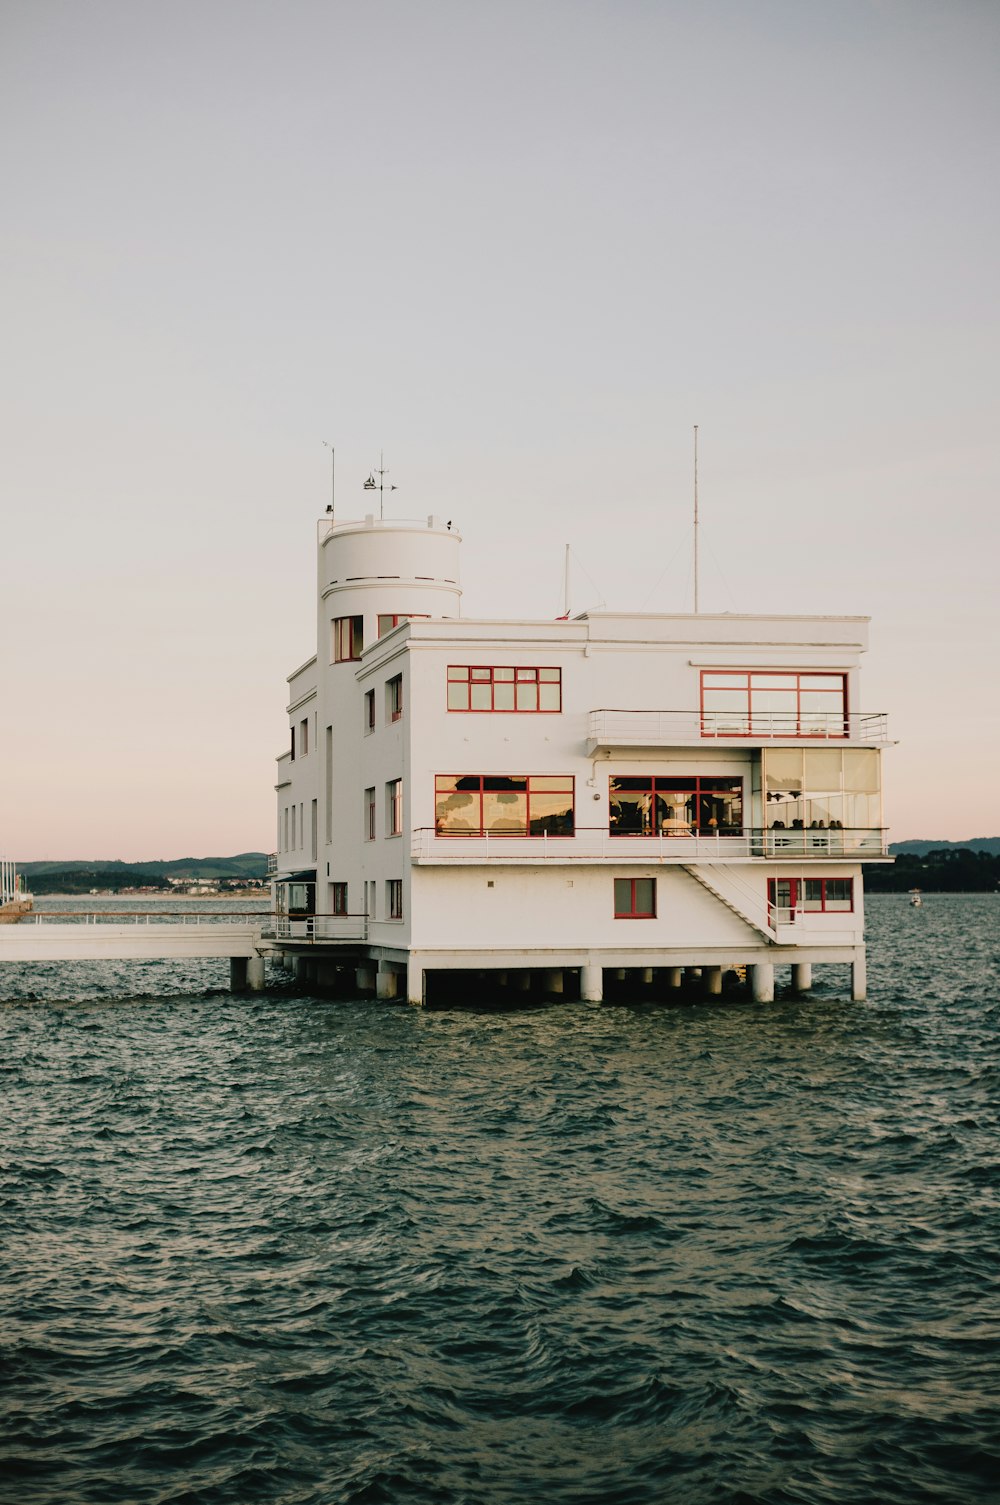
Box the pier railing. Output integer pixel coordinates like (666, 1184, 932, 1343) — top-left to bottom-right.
(588, 709, 889, 747)
(269, 913, 369, 942)
(411, 826, 889, 862)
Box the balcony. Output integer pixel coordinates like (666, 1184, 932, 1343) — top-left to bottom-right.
(587, 709, 889, 753)
(266, 852, 278, 875)
(411, 826, 889, 864)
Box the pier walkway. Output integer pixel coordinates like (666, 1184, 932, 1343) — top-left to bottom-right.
(0, 911, 269, 988)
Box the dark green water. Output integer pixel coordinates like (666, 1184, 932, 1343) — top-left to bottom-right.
(1, 896, 998, 1503)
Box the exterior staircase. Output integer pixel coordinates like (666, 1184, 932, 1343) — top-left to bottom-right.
(681, 864, 778, 944)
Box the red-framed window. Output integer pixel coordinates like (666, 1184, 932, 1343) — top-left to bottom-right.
(768, 877, 854, 919)
(701, 672, 847, 738)
(332, 882, 348, 915)
(447, 666, 562, 713)
(387, 779, 403, 836)
(609, 775, 743, 836)
(364, 688, 375, 733)
(388, 674, 403, 722)
(434, 775, 574, 836)
(387, 879, 403, 919)
(614, 877, 656, 918)
(378, 613, 429, 638)
(364, 786, 375, 841)
(334, 615, 363, 663)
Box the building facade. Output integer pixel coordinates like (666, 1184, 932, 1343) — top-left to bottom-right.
(271, 514, 890, 1004)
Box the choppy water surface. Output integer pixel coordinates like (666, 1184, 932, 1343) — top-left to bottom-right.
(2, 896, 998, 1504)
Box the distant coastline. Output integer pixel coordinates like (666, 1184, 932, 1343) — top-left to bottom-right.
(19, 854, 268, 896)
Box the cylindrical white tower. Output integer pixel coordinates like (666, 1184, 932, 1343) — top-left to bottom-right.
(318, 514, 461, 656)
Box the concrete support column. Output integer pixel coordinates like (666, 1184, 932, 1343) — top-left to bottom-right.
(705, 966, 723, 996)
(376, 966, 399, 1000)
(230, 957, 248, 991)
(580, 964, 603, 1003)
(791, 963, 812, 993)
(750, 963, 775, 1003)
(641, 967, 654, 985)
(517, 972, 532, 991)
(355, 963, 376, 994)
(246, 956, 266, 992)
(406, 963, 424, 1006)
(665, 967, 683, 990)
(615, 968, 627, 981)
(852, 954, 867, 1002)
(546, 970, 565, 995)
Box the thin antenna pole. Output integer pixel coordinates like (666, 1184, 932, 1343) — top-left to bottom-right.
(379, 448, 384, 520)
(323, 441, 335, 519)
(693, 424, 700, 614)
(563, 543, 570, 618)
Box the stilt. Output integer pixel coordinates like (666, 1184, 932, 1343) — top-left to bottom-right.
(852, 954, 867, 1002)
(230, 957, 248, 991)
(546, 969, 565, 995)
(615, 968, 627, 981)
(750, 963, 775, 1003)
(406, 962, 424, 1006)
(665, 967, 683, 990)
(791, 962, 812, 993)
(641, 967, 654, 984)
(376, 965, 399, 1000)
(355, 963, 376, 994)
(517, 971, 532, 991)
(294, 955, 310, 981)
(705, 966, 723, 996)
(246, 956, 266, 992)
(580, 963, 603, 1003)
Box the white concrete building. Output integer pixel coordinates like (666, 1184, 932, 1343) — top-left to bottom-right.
(271, 514, 891, 1005)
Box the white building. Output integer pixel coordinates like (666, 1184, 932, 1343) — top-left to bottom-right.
(271, 514, 890, 1005)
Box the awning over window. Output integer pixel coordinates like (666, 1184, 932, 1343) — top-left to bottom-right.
(275, 869, 316, 884)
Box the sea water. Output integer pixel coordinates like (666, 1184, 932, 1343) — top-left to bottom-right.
(1, 895, 998, 1504)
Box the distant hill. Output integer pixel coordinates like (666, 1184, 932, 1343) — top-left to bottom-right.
(21, 853, 269, 888)
(889, 837, 1000, 857)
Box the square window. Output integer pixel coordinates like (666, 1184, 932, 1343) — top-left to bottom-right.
(614, 877, 656, 918)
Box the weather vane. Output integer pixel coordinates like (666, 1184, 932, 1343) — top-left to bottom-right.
(363, 450, 397, 519)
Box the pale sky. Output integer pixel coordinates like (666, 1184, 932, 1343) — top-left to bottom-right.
(1, 0, 997, 861)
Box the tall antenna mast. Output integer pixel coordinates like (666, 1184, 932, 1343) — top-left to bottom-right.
(563, 543, 570, 618)
(693, 423, 700, 613)
(322, 441, 335, 518)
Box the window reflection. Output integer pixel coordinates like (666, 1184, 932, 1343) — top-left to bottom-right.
(435, 775, 574, 836)
(702, 671, 847, 737)
(609, 776, 743, 835)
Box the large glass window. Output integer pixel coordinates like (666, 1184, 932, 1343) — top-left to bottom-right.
(768, 878, 854, 918)
(333, 615, 363, 662)
(447, 666, 562, 712)
(614, 878, 656, 918)
(609, 775, 743, 836)
(764, 747, 880, 837)
(701, 671, 847, 737)
(434, 775, 574, 836)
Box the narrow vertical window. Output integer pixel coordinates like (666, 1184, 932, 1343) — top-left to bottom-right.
(310, 799, 318, 861)
(387, 779, 403, 836)
(387, 879, 403, 919)
(325, 726, 333, 842)
(331, 882, 348, 915)
(365, 787, 376, 841)
(387, 674, 403, 722)
(299, 719, 309, 756)
(364, 688, 375, 733)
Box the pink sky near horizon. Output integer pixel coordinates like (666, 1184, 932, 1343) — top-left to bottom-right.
(2, 1, 997, 862)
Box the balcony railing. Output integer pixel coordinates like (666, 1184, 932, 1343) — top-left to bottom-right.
(266, 852, 278, 875)
(271, 913, 369, 942)
(588, 709, 889, 747)
(411, 827, 888, 862)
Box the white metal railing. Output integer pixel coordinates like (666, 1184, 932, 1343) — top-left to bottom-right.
(270, 913, 369, 942)
(411, 826, 888, 861)
(27, 909, 266, 926)
(588, 709, 889, 744)
(1, 857, 27, 906)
